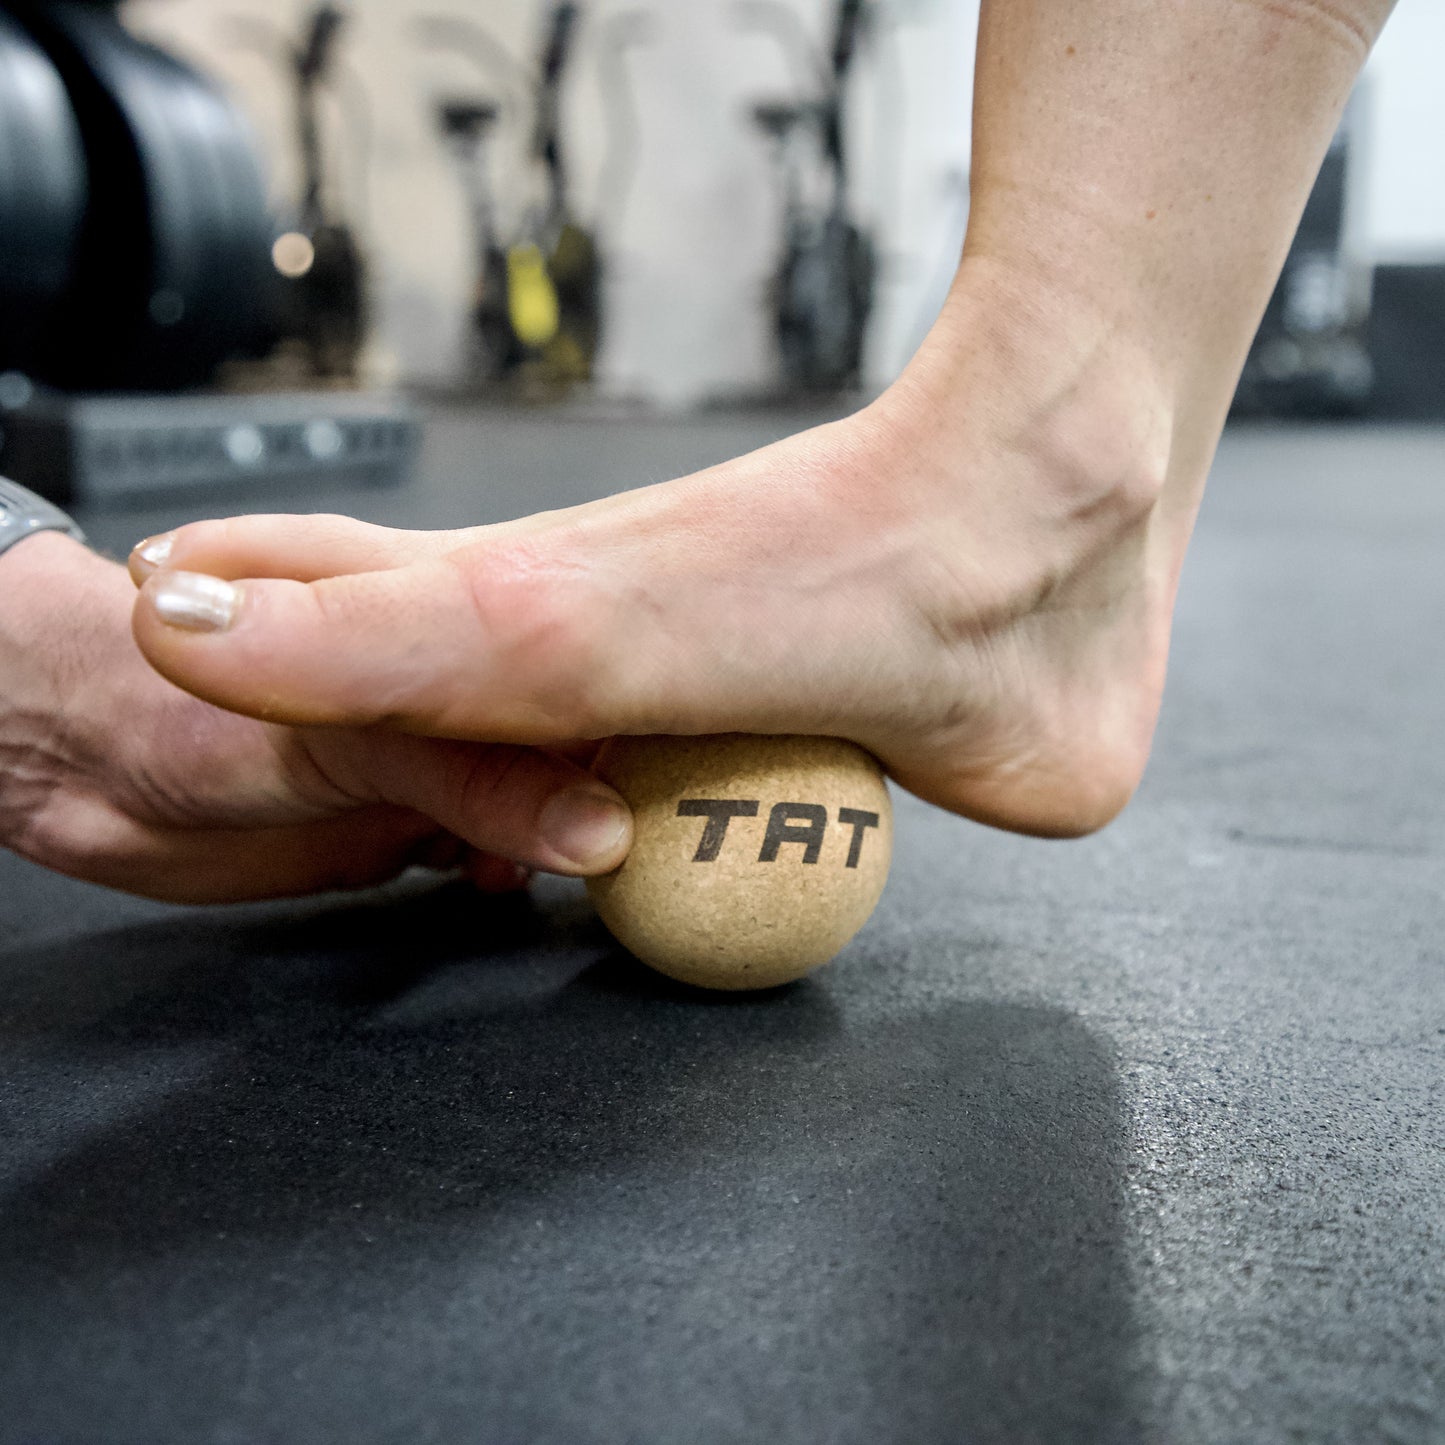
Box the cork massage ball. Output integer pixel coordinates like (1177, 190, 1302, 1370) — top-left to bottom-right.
(586, 734, 892, 991)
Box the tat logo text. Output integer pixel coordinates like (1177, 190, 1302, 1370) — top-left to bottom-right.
(676, 799, 881, 867)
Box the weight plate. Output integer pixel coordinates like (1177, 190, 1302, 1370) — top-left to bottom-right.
(11, 0, 275, 390)
(0, 10, 86, 371)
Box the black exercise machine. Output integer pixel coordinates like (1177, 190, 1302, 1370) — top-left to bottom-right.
(1234, 96, 1374, 417)
(418, 2, 621, 394)
(233, 1, 369, 382)
(742, 0, 877, 393)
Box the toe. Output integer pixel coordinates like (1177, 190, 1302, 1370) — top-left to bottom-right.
(129, 514, 467, 587)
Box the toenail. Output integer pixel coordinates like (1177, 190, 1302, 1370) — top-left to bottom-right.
(539, 787, 632, 869)
(132, 532, 175, 573)
(150, 572, 241, 633)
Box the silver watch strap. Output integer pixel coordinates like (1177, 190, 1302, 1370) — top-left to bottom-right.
(0, 478, 86, 559)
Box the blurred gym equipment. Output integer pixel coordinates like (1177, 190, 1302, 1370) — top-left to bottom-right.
(0, 384, 417, 506)
(434, 92, 517, 385)
(743, 0, 877, 393)
(1, 0, 273, 391)
(0, 0, 416, 504)
(1234, 97, 1374, 418)
(418, 2, 615, 395)
(230, 2, 369, 381)
(1368, 263, 1445, 421)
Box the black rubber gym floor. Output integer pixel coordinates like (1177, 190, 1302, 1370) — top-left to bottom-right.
(2, 411, 1441, 1443)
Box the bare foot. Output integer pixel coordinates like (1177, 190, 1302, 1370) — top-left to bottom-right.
(130, 263, 1202, 841)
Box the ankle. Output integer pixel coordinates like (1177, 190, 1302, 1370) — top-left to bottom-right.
(881, 259, 1175, 537)
(850, 266, 1186, 837)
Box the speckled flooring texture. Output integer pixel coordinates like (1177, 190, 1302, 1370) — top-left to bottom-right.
(2, 412, 1441, 1444)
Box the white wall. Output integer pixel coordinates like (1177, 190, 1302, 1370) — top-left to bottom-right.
(123, 0, 1441, 400)
(125, 0, 976, 401)
(1360, 0, 1445, 263)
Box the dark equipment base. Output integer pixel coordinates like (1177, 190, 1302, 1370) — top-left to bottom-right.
(0, 388, 420, 506)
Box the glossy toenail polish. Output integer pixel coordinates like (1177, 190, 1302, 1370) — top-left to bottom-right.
(131, 532, 175, 573)
(539, 787, 632, 868)
(150, 572, 240, 633)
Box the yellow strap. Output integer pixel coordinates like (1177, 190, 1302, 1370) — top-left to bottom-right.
(507, 244, 561, 347)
